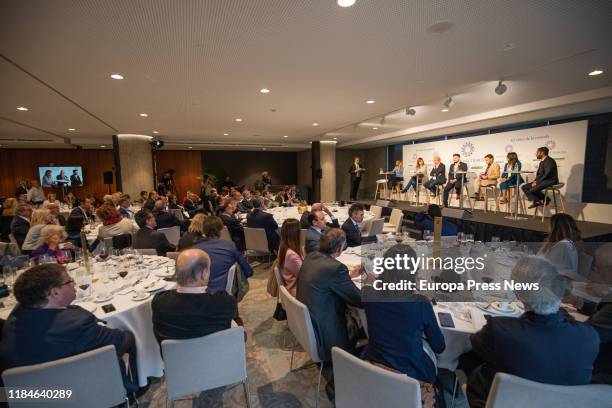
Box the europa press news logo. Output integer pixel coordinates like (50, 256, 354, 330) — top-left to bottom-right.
(460, 141, 475, 157)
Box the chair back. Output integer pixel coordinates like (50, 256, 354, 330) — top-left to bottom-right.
(577, 251, 594, 278)
(485, 372, 612, 408)
(220, 226, 232, 241)
(157, 226, 180, 247)
(137, 248, 158, 255)
(225, 263, 237, 295)
(112, 233, 132, 250)
(8, 233, 21, 253)
(367, 218, 384, 236)
(166, 251, 180, 260)
(332, 347, 421, 408)
(388, 208, 403, 231)
(244, 227, 270, 255)
(369, 205, 382, 219)
(2, 345, 126, 408)
(103, 236, 113, 249)
(300, 229, 308, 250)
(273, 266, 284, 288)
(161, 327, 247, 402)
(168, 208, 184, 221)
(278, 285, 320, 363)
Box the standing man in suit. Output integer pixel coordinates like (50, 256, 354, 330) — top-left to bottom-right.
(521, 146, 559, 208)
(132, 209, 175, 256)
(70, 169, 82, 186)
(297, 228, 363, 401)
(348, 157, 366, 201)
(472, 154, 501, 200)
(341, 203, 378, 247)
(304, 210, 328, 254)
(0, 263, 138, 393)
(443, 153, 468, 207)
(10, 202, 32, 249)
(246, 197, 280, 253)
(300, 203, 339, 229)
(423, 155, 446, 197)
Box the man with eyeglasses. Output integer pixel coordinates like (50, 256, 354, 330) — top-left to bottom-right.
(0, 264, 139, 393)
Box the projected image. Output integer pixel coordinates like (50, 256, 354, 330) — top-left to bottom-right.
(39, 166, 84, 187)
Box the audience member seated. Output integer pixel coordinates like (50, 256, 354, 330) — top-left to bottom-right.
(132, 209, 175, 256)
(414, 204, 458, 237)
(46, 202, 66, 226)
(459, 256, 600, 408)
(65, 215, 85, 248)
(341, 203, 377, 247)
(135, 190, 148, 205)
(42, 193, 60, 208)
(2, 198, 17, 217)
(193, 216, 253, 294)
(31, 225, 75, 263)
(177, 213, 207, 251)
(10, 202, 32, 249)
(203, 188, 222, 215)
(521, 146, 559, 209)
(152, 199, 181, 230)
(362, 244, 445, 407)
(262, 190, 277, 209)
(237, 190, 254, 213)
(111, 192, 123, 208)
(275, 219, 303, 297)
(143, 191, 158, 211)
(300, 203, 339, 229)
(304, 210, 328, 254)
(246, 197, 280, 253)
(118, 197, 134, 219)
(297, 228, 363, 399)
(22, 209, 57, 251)
(537, 213, 581, 277)
(589, 294, 612, 385)
(0, 263, 138, 392)
(26, 180, 45, 207)
(96, 204, 138, 241)
(64, 192, 77, 208)
(152, 248, 237, 344)
(219, 198, 246, 251)
(70, 198, 93, 223)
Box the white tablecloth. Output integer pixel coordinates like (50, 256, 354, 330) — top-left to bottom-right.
(264, 206, 374, 227)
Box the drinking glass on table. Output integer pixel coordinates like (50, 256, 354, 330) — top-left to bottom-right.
(457, 232, 465, 244)
(76, 269, 92, 300)
(423, 230, 433, 241)
(2, 266, 16, 290)
(466, 234, 475, 243)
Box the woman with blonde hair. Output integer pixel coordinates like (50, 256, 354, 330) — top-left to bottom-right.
(43, 193, 60, 207)
(274, 218, 304, 297)
(177, 213, 207, 250)
(22, 209, 57, 251)
(32, 224, 74, 263)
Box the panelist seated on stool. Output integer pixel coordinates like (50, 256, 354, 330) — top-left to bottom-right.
(472, 154, 500, 200)
(521, 146, 558, 209)
(422, 155, 446, 198)
(443, 153, 468, 207)
(401, 157, 428, 194)
(498, 152, 524, 205)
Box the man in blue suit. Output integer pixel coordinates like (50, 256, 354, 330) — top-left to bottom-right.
(246, 197, 279, 253)
(443, 153, 468, 207)
(304, 210, 327, 254)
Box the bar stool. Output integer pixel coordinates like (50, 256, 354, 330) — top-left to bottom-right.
(374, 179, 388, 200)
(427, 185, 443, 206)
(479, 185, 500, 213)
(534, 183, 565, 222)
(505, 186, 527, 215)
(449, 184, 473, 210)
(390, 181, 404, 201)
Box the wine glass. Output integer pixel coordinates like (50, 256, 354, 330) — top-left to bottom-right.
(466, 234, 475, 243)
(457, 232, 465, 244)
(423, 230, 434, 242)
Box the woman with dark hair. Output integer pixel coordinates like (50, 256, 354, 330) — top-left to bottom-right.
(538, 213, 582, 277)
(96, 204, 137, 240)
(275, 219, 304, 297)
(362, 244, 445, 407)
(401, 157, 427, 194)
(499, 152, 523, 204)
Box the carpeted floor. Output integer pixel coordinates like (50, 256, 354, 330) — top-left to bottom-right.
(137, 263, 468, 407)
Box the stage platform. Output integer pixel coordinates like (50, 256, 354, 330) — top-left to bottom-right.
(354, 199, 612, 242)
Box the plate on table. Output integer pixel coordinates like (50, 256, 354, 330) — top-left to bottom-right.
(142, 280, 167, 292)
(490, 301, 519, 314)
(154, 269, 174, 278)
(76, 302, 97, 313)
(132, 292, 152, 301)
(93, 294, 114, 303)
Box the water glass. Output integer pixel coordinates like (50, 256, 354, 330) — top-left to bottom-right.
(423, 230, 434, 241)
(466, 234, 475, 243)
(2, 266, 16, 289)
(457, 232, 465, 243)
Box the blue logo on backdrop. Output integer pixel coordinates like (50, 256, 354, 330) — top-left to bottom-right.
(505, 145, 514, 153)
(461, 142, 475, 157)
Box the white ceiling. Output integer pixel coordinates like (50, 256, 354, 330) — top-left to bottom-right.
(0, 0, 611, 151)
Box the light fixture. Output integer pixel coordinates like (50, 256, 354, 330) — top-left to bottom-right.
(260, 88, 270, 93)
(312, 122, 319, 126)
(379, 116, 385, 126)
(262, 147, 267, 151)
(188, 146, 193, 149)
(153, 130, 159, 134)
(589, 69, 604, 76)
(68, 128, 76, 131)
(110, 74, 124, 80)
(223, 133, 229, 136)
(495, 80, 507, 95)
(235, 118, 243, 122)
(441, 108, 449, 112)
(337, 0, 356, 7)
(405, 107, 416, 116)
(100, 145, 106, 148)
(372, 127, 378, 130)
(17, 106, 28, 111)
(283, 135, 289, 138)
(366, 100, 375, 104)
(441, 96, 453, 111)
(139, 113, 148, 117)
(333, 137, 338, 140)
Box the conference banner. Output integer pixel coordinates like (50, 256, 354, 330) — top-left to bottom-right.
(402, 120, 588, 204)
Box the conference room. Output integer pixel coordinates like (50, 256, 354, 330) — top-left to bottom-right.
(0, 1, 611, 407)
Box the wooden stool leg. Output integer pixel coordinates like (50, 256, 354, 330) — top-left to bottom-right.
(552, 190, 559, 215)
(483, 188, 488, 213)
(541, 190, 547, 222)
(559, 191, 566, 212)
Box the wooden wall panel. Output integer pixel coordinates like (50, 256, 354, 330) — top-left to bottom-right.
(0, 148, 115, 200)
(155, 150, 203, 199)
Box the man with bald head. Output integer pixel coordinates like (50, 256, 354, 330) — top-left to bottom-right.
(151, 249, 237, 343)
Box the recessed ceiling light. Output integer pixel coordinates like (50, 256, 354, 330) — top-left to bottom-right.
(366, 100, 375, 104)
(139, 113, 148, 117)
(188, 146, 193, 149)
(333, 137, 338, 140)
(441, 108, 449, 112)
(262, 147, 267, 151)
(68, 128, 76, 131)
(235, 118, 243, 122)
(223, 133, 229, 136)
(16, 106, 28, 111)
(110, 74, 124, 80)
(337, 0, 356, 7)
(372, 127, 378, 130)
(100, 145, 106, 148)
(588, 69, 603, 76)
(312, 122, 319, 126)
(153, 130, 159, 134)
(283, 135, 289, 138)
(260, 88, 270, 94)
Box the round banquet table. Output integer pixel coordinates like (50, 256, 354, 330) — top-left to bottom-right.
(263, 205, 374, 227)
(337, 243, 590, 371)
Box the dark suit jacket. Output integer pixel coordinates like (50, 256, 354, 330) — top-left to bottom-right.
(296, 251, 363, 362)
(0, 305, 129, 372)
(448, 162, 468, 184)
(237, 199, 253, 213)
(349, 163, 364, 181)
(535, 156, 559, 185)
(300, 210, 339, 230)
(70, 206, 92, 223)
(193, 238, 254, 293)
(341, 218, 377, 247)
(9, 217, 29, 248)
(429, 163, 446, 184)
(154, 210, 181, 229)
(132, 226, 175, 256)
(246, 209, 279, 252)
(70, 174, 82, 186)
(304, 227, 324, 254)
(589, 296, 612, 380)
(55, 213, 67, 226)
(219, 212, 245, 251)
(119, 207, 134, 220)
(466, 311, 600, 408)
(143, 198, 156, 211)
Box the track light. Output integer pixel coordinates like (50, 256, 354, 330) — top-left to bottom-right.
(495, 80, 507, 95)
(405, 107, 416, 116)
(443, 96, 453, 108)
(379, 116, 386, 126)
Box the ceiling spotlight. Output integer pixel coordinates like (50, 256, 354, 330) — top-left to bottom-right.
(379, 116, 385, 126)
(153, 130, 159, 134)
(235, 118, 243, 122)
(283, 135, 289, 138)
(333, 137, 338, 140)
(260, 88, 270, 93)
(495, 80, 507, 95)
(223, 133, 229, 136)
(188, 146, 193, 149)
(372, 127, 378, 130)
(100, 145, 106, 148)
(337, 0, 356, 7)
(312, 122, 319, 126)
(366, 100, 375, 104)
(441, 108, 449, 112)
(17, 106, 28, 111)
(68, 128, 76, 131)
(405, 107, 416, 116)
(262, 147, 267, 151)
(110, 74, 124, 80)
(588, 69, 603, 76)
(139, 113, 148, 117)
(443, 96, 453, 108)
